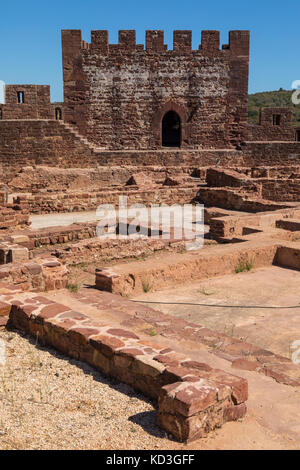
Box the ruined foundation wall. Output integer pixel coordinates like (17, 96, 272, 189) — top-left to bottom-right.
(260, 179, 300, 202)
(14, 186, 197, 214)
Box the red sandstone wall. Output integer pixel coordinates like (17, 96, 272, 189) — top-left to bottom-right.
(0, 120, 97, 180)
(1, 119, 300, 186)
(248, 108, 296, 142)
(14, 186, 197, 214)
(62, 29, 250, 150)
(206, 167, 262, 194)
(260, 179, 300, 202)
(0, 86, 64, 121)
(0, 120, 244, 181)
(1, 85, 53, 119)
(244, 142, 300, 166)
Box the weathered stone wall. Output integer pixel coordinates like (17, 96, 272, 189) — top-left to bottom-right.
(1, 120, 300, 190)
(243, 142, 300, 166)
(62, 29, 250, 150)
(0, 120, 97, 180)
(260, 179, 300, 202)
(14, 186, 197, 214)
(0, 257, 68, 291)
(0, 85, 59, 120)
(1, 292, 248, 442)
(196, 187, 292, 212)
(248, 107, 295, 142)
(206, 167, 262, 195)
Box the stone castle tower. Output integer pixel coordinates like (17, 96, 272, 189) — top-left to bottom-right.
(62, 29, 250, 150)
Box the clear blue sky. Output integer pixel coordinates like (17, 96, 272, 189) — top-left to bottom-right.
(0, 0, 299, 102)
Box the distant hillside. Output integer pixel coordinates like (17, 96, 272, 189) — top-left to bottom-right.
(248, 90, 300, 124)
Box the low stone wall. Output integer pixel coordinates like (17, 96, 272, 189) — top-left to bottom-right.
(275, 244, 300, 270)
(95, 242, 279, 296)
(244, 142, 300, 167)
(53, 236, 187, 265)
(22, 223, 97, 250)
(2, 293, 247, 442)
(0, 206, 30, 230)
(7, 164, 200, 193)
(196, 187, 291, 212)
(276, 218, 300, 231)
(260, 179, 300, 202)
(209, 207, 300, 239)
(0, 258, 68, 292)
(206, 167, 262, 195)
(14, 186, 197, 214)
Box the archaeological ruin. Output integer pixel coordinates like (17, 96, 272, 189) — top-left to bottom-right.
(1, 28, 300, 444)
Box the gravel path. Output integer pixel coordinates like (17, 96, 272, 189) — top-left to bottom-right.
(0, 328, 180, 450)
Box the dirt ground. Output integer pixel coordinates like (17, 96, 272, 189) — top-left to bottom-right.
(134, 265, 300, 359)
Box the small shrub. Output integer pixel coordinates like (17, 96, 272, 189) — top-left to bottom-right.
(245, 258, 253, 271)
(148, 328, 157, 337)
(142, 279, 152, 293)
(199, 287, 214, 296)
(235, 260, 245, 273)
(66, 282, 80, 293)
(235, 257, 253, 273)
(70, 261, 88, 269)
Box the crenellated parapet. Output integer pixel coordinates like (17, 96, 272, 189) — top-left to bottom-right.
(62, 29, 250, 56)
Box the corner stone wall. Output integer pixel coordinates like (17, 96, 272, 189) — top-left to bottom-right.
(0, 292, 248, 442)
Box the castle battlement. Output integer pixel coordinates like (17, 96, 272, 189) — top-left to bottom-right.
(61, 29, 250, 56)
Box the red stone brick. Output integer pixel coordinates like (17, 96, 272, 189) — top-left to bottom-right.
(0, 301, 11, 317)
(90, 335, 125, 357)
(39, 303, 71, 320)
(118, 347, 144, 358)
(232, 358, 260, 372)
(69, 327, 101, 345)
(181, 360, 212, 372)
(106, 328, 139, 339)
(223, 403, 247, 422)
(208, 369, 248, 404)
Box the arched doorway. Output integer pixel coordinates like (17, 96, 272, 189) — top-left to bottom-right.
(162, 111, 181, 147)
